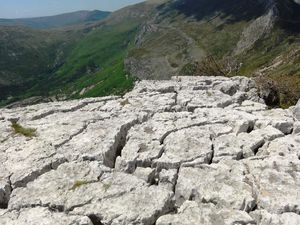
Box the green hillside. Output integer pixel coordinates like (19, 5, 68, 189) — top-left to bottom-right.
(0, 1, 160, 106)
(1, 0, 300, 108)
(0, 10, 110, 29)
(30, 21, 140, 99)
(0, 26, 76, 101)
(125, 0, 300, 107)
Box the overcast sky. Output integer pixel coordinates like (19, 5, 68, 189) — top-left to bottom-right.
(0, 0, 145, 19)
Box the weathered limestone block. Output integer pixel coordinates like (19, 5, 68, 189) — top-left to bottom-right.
(292, 99, 300, 120)
(155, 126, 213, 169)
(133, 167, 156, 183)
(257, 135, 300, 157)
(129, 80, 177, 94)
(250, 210, 300, 225)
(175, 160, 256, 211)
(158, 169, 178, 191)
(115, 112, 209, 172)
(232, 100, 267, 112)
(9, 161, 133, 211)
(0, 139, 66, 188)
(177, 90, 233, 111)
(123, 92, 177, 113)
(9, 161, 174, 225)
(71, 185, 174, 225)
(254, 108, 294, 134)
(213, 126, 284, 161)
(0, 207, 93, 225)
(238, 126, 284, 157)
(156, 201, 255, 225)
(213, 133, 244, 162)
(245, 156, 300, 214)
(57, 113, 145, 168)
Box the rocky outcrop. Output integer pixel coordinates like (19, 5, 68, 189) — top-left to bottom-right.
(0, 76, 300, 224)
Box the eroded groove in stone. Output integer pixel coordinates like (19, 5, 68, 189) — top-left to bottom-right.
(12, 157, 67, 188)
(54, 123, 90, 149)
(30, 98, 117, 121)
(0, 179, 11, 209)
(109, 114, 150, 168)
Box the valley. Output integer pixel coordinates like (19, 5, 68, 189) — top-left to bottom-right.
(1, 0, 300, 108)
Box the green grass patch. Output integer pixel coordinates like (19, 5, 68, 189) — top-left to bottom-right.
(120, 99, 130, 106)
(180, 62, 198, 75)
(71, 180, 92, 191)
(11, 121, 37, 137)
(102, 182, 112, 192)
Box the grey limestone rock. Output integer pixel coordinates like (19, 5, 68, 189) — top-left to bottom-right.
(0, 76, 298, 224)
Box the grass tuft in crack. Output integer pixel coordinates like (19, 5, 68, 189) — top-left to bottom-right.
(11, 121, 37, 137)
(102, 182, 112, 192)
(71, 180, 91, 191)
(120, 99, 130, 106)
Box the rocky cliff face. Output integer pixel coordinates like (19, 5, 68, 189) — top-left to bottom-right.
(274, 0, 300, 29)
(0, 76, 300, 224)
(124, 0, 300, 107)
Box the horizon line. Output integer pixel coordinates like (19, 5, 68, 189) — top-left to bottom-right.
(0, 9, 112, 20)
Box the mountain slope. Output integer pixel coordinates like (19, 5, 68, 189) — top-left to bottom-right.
(0, 1, 162, 106)
(0, 25, 78, 100)
(1, 0, 300, 107)
(0, 10, 110, 29)
(126, 0, 277, 79)
(125, 0, 300, 106)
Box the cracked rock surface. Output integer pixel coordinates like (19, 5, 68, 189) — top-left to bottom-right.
(0, 76, 300, 225)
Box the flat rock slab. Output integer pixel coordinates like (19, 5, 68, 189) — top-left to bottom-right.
(251, 210, 300, 225)
(245, 155, 300, 214)
(157, 201, 255, 225)
(0, 76, 299, 224)
(155, 126, 213, 169)
(9, 161, 174, 225)
(0, 207, 93, 225)
(175, 160, 256, 211)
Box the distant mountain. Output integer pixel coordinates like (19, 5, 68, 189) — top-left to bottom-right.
(0, 10, 111, 29)
(0, 1, 161, 105)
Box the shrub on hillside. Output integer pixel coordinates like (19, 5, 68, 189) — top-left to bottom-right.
(180, 56, 240, 77)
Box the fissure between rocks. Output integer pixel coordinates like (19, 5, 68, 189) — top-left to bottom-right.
(88, 215, 104, 225)
(110, 113, 153, 169)
(31, 99, 113, 121)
